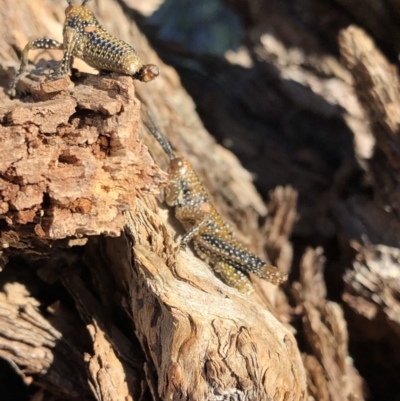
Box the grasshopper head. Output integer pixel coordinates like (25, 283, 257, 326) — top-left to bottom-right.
(135, 64, 160, 82)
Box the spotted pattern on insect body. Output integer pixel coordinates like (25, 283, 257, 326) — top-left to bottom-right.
(8, 0, 159, 97)
(144, 115, 288, 294)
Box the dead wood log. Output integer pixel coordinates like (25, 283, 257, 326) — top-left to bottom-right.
(0, 67, 308, 398)
(134, 0, 399, 399)
(292, 248, 365, 401)
(332, 0, 400, 54)
(337, 26, 400, 338)
(124, 197, 307, 400)
(7, 0, 400, 398)
(339, 26, 400, 220)
(0, 0, 308, 399)
(0, 274, 93, 399)
(0, 71, 167, 266)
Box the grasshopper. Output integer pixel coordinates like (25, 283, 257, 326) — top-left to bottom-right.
(143, 113, 287, 293)
(8, 0, 158, 97)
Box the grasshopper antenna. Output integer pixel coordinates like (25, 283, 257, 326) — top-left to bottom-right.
(143, 110, 174, 159)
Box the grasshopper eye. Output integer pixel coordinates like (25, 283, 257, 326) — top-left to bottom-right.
(170, 157, 185, 172)
(137, 64, 159, 82)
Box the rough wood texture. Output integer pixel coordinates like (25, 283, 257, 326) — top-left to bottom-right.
(3, 0, 400, 400)
(0, 0, 307, 400)
(0, 68, 167, 266)
(339, 26, 400, 219)
(0, 274, 92, 399)
(337, 26, 400, 332)
(293, 248, 365, 401)
(133, 0, 400, 398)
(124, 198, 306, 400)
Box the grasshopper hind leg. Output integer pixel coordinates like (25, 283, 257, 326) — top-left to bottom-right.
(8, 38, 63, 98)
(214, 261, 254, 294)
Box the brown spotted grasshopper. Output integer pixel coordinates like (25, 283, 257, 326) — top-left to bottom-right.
(143, 112, 287, 294)
(8, 0, 159, 97)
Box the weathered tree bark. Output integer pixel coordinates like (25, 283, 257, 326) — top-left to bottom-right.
(2, 0, 400, 400)
(337, 25, 400, 359)
(135, 0, 400, 399)
(293, 248, 365, 401)
(0, 0, 308, 400)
